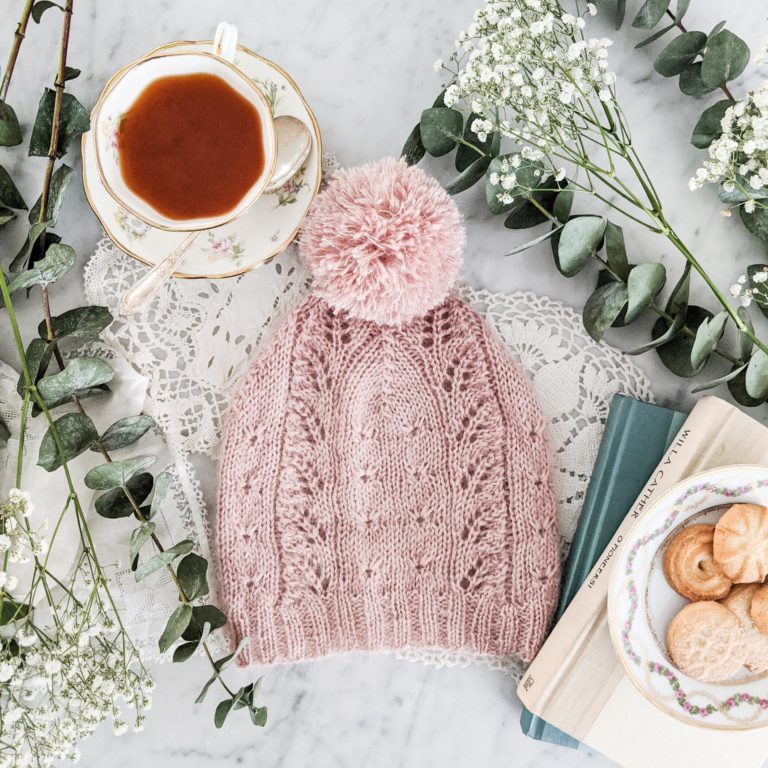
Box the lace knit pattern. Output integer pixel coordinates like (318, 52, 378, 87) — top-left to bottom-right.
(217, 294, 560, 666)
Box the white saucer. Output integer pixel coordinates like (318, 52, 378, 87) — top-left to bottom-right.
(82, 40, 321, 278)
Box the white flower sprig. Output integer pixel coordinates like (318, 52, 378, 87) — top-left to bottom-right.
(690, 84, 768, 211)
(432, 0, 768, 364)
(0, 490, 153, 768)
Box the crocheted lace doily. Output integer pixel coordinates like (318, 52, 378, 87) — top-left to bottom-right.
(83, 236, 653, 679)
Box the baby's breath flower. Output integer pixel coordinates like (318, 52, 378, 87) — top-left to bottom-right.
(691, 83, 768, 214)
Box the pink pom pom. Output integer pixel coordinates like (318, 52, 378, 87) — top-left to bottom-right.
(299, 157, 465, 325)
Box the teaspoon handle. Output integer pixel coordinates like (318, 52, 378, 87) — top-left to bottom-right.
(119, 231, 200, 315)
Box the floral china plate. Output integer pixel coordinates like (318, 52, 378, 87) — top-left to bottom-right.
(608, 465, 768, 730)
(82, 40, 321, 278)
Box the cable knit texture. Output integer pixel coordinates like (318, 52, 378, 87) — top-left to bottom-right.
(217, 294, 560, 666)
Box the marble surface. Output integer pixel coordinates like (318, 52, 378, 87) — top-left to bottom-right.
(1, 0, 768, 766)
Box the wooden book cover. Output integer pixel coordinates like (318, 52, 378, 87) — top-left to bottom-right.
(517, 397, 768, 768)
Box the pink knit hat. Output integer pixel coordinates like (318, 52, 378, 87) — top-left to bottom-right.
(217, 158, 560, 667)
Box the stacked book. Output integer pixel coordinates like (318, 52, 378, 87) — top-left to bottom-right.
(518, 395, 768, 767)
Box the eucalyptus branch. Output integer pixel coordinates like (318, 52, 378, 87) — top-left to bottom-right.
(662, 9, 735, 102)
(0, 0, 34, 102)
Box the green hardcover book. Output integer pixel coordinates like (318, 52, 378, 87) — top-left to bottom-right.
(519, 394, 687, 749)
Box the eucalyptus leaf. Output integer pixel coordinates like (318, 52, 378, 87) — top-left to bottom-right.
(97, 414, 155, 451)
(0, 598, 29, 625)
(625, 262, 666, 322)
(666, 264, 691, 317)
(29, 90, 90, 158)
(158, 604, 193, 654)
(38, 412, 98, 471)
(456, 112, 497, 171)
(38, 305, 112, 339)
(553, 183, 574, 223)
(503, 224, 562, 256)
(37, 357, 113, 406)
(701, 30, 750, 88)
(729, 364, 766, 406)
(84, 455, 156, 491)
(95, 472, 153, 519)
(129, 522, 156, 561)
(29, 163, 72, 225)
(210, 637, 251, 672)
(678, 63, 717, 96)
(627, 312, 684, 355)
(631, 0, 670, 29)
(8, 243, 75, 292)
(691, 99, 733, 149)
(64, 66, 80, 81)
(195, 673, 219, 705)
(717, 179, 768, 204)
(445, 154, 491, 195)
(135, 539, 195, 582)
(708, 21, 727, 40)
(582, 282, 628, 342)
(9, 221, 50, 273)
(691, 363, 747, 393)
(557, 216, 605, 277)
(504, 202, 548, 229)
(635, 23, 675, 49)
(0, 101, 22, 146)
(215, 698, 236, 729)
(690, 310, 728, 369)
(604, 221, 630, 280)
(419, 107, 463, 157)
(740, 206, 768, 241)
(173, 622, 212, 663)
(0, 166, 26, 210)
(746, 349, 768, 399)
(674, 0, 690, 22)
(173, 641, 200, 664)
(182, 605, 227, 641)
(150, 471, 173, 519)
(616, 0, 626, 28)
(738, 306, 755, 360)
(31, 1, 62, 23)
(177, 553, 210, 600)
(401, 123, 425, 166)
(249, 706, 268, 727)
(653, 305, 713, 377)
(653, 31, 706, 77)
(0, 207, 16, 226)
(18, 338, 53, 397)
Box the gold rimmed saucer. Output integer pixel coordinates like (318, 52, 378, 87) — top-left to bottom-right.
(82, 39, 322, 279)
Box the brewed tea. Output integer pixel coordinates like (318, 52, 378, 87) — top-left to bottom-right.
(117, 72, 265, 221)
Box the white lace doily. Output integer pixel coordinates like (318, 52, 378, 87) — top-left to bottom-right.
(83, 229, 654, 680)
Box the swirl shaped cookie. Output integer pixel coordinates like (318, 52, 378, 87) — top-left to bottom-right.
(713, 504, 768, 583)
(666, 601, 747, 682)
(663, 524, 732, 601)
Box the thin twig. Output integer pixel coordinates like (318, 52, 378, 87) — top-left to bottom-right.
(0, 0, 34, 102)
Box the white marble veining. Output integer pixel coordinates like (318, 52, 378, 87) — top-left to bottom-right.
(1, 0, 768, 766)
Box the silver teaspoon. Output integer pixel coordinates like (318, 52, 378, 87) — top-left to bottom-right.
(119, 115, 313, 315)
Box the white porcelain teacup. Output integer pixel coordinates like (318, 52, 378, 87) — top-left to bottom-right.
(91, 22, 277, 232)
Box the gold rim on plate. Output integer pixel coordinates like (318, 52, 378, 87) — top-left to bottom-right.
(90, 49, 278, 233)
(82, 39, 322, 279)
